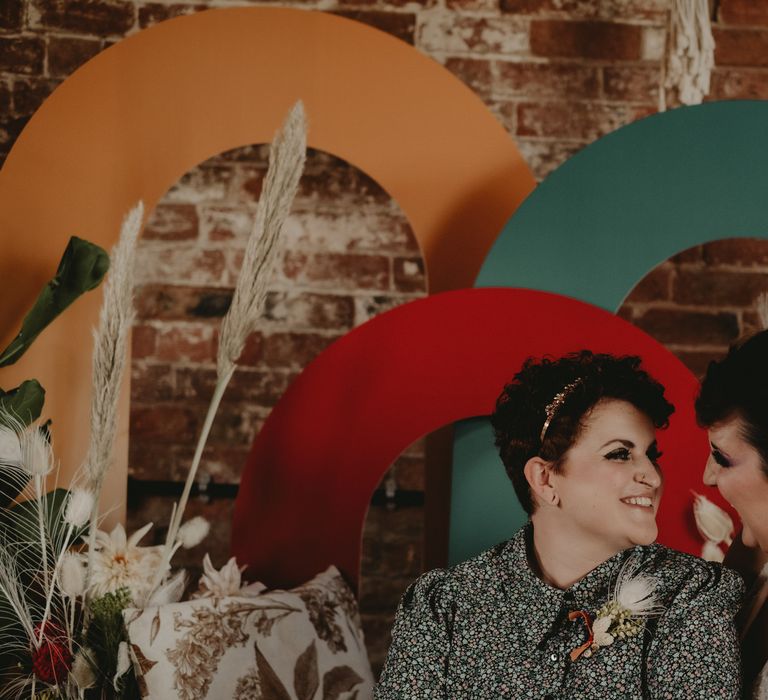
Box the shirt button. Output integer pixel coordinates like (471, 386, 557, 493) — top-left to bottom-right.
(549, 653, 558, 662)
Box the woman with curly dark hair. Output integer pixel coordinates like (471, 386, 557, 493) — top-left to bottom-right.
(376, 350, 743, 699)
(697, 329, 768, 699)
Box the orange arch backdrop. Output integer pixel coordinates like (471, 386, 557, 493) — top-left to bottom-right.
(0, 8, 534, 518)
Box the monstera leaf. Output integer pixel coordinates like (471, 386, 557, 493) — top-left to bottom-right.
(0, 236, 109, 367)
(0, 379, 45, 428)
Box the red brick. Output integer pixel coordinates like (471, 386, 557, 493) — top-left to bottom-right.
(130, 362, 173, 401)
(389, 455, 425, 491)
(235, 332, 265, 367)
(264, 291, 355, 330)
(633, 308, 739, 346)
(47, 36, 102, 78)
(297, 167, 390, 207)
(0, 37, 44, 75)
(130, 404, 197, 443)
(174, 365, 291, 406)
(0, 81, 10, 115)
(138, 3, 208, 28)
(31, 0, 135, 35)
(446, 0, 499, 10)
(167, 164, 235, 203)
(496, 61, 600, 99)
(0, 0, 23, 30)
(135, 284, 232, 321)
(603, 65, 660, 102)
(674, 351, 725, 379)
(516, 101, 648, 140)
(154, 324, 216, 363)
(393, 257, 426, 293)
(418, 14, 528, 55)
(0, 115, 28, 160)
(135, 248, 227, 287)
(445, 57, 493, 98)
(12, 77, 58, 116)
(353, 294, 418, 326)
(673, 269, 768, 307)
(530, 20, 643, 61)
(131, 324, 157, 359)
(143, 203, 199, 241)
(709, 68, 768, 100)
(200, 205, 253, 242)
(332, 10, 416, 45)
(702, 238, 768, 267)
(713, 27, 768, 68)
(741, 310, 765, 337)
(262, 332, 340, 369)
(207, 401, 263, 447)
(515, 139, 586, 181)
(500, 0, 668, 21)
(239, 166, 265, 200)
(719, 0, 768, 27)
(617, 305, 635, 323)
(625, 265, 672, 303)
(361, 505, 423, 580)
(670, 245, 703, 264)
(282, 251, 390, 291)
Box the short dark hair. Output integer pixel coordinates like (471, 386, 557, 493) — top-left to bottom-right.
(490, 351, 674, 514)
(696, 329, 768, 475)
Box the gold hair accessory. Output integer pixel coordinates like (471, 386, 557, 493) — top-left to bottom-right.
(539, 379, 582, 442)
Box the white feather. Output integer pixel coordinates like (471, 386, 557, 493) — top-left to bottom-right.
(614, 554, 665, 617)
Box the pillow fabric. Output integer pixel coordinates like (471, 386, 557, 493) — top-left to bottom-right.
(124, 565, 374, 699)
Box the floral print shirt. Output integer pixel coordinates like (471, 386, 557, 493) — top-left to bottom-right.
(376, 522, 744, 699)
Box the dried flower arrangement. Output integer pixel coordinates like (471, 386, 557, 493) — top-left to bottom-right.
(0, 101, 307, 698)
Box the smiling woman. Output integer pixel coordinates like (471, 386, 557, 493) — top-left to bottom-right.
(376, 350, 745, 699)
(696, 329, 768, 698)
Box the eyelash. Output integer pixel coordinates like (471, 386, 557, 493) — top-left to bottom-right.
(604, 448, 664, 466)
(712, 450, 732, 468)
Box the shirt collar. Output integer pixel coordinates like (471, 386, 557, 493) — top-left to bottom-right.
(495, 521, 643, 649)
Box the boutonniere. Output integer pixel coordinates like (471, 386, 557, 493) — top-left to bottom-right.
(569, 555, 665, 661)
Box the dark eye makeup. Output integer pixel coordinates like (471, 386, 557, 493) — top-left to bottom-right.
(605, 448, 631, 461)
(712, 449, 732, 468)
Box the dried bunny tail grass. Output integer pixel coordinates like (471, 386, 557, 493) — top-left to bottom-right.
(217, 100, 307, 379)
(83, 201, 143, 491)
(756, 292, 768, 330)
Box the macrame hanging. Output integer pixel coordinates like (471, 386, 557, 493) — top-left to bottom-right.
(660, 0, 715, 111)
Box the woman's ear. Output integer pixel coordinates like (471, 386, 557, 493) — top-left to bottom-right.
(524, 456, 559, 507)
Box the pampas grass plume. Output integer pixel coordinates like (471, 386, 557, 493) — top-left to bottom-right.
(59, 552, 85, 598)
(65, 488, 94, 528)
(177, 516, 210, 549)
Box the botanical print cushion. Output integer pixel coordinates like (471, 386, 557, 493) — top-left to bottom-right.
(123, 566, 374, 699)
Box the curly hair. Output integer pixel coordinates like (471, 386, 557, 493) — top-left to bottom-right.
(490, 351, 674, 515)
(696, 329, 768, 475)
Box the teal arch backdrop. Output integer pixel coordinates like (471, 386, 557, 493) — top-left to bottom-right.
(449, 101, 768, 566)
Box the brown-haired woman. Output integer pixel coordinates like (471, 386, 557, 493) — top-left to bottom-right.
(376, 350, 743, 699)
(697, 329, 768, 698)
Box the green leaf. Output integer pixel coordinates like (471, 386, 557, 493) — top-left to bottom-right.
(0, 379, 45, 427)
(0, 236, 109, 367)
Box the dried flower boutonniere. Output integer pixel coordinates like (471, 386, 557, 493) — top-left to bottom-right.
(569, 555, 665, 661)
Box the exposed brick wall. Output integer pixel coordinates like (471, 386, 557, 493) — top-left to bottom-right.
(620, 240, 768, 378)
(5, 0, 768, 676)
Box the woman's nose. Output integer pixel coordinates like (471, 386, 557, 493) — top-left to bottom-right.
(702, 457, 719, 486)
(638, 461, 662, 488)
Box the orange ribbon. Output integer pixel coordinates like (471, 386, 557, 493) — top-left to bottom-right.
(567, 610, 594, 661)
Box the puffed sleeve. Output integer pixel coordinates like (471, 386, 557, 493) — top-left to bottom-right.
(646, 563, 745, 700)
(374, 568, 455, 699)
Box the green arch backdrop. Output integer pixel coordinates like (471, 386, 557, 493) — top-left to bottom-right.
(450, 101, 768, 565)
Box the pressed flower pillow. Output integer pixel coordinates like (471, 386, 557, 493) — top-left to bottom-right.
(123, 565, 374, 700)
(124, 566, 374, 700)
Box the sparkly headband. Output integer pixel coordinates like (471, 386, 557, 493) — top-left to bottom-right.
(539, 379, 583, 442)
